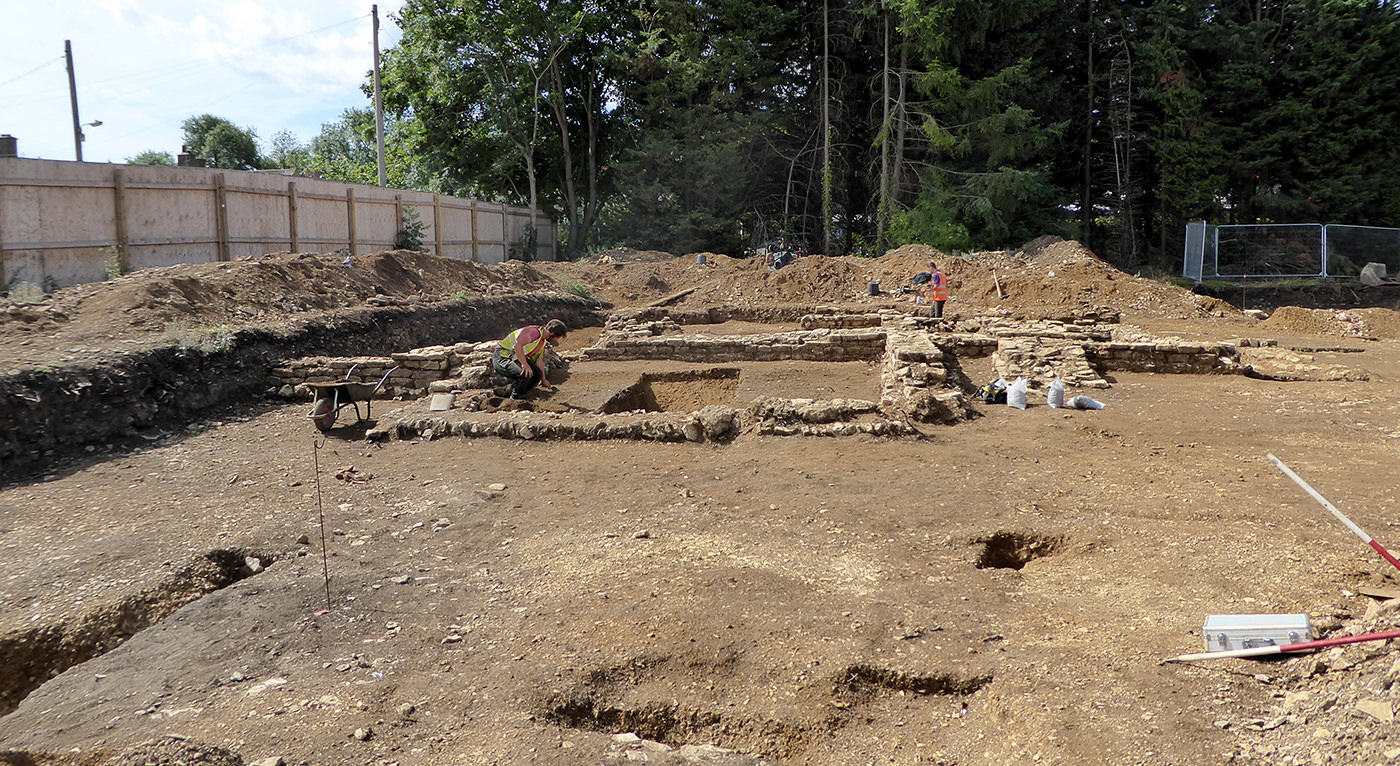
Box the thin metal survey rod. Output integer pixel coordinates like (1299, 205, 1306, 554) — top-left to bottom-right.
(1268, 452, 1400, 573)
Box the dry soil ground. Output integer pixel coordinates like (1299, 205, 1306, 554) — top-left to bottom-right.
(5, 242, 1400, 766)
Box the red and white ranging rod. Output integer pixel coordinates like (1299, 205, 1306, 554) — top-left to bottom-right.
(1268, 453, 1400, 573)
(1167, 628, 1400, 663)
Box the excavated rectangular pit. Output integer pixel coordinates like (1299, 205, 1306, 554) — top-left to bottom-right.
(601, 369, 741, 413)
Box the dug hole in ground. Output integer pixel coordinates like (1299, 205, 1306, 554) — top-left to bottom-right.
(4, 239, 1400, 766)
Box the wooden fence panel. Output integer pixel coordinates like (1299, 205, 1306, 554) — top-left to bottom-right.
(0, 157, 557, 291)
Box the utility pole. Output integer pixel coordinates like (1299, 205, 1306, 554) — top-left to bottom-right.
(821, 0, 832, 255)
(65, 40, 83, 162)
(372, 4, 386, 186)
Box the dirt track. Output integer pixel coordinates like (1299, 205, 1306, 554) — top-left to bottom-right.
(5, 243, 1400, 766)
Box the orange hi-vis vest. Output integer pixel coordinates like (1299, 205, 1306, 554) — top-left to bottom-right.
(497, 326, 547, 362)
(929, 270, 948, 302)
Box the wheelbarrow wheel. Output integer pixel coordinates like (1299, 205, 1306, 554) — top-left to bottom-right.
(311, 397, 338, 431)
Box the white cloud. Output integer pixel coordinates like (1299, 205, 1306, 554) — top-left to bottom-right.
(1, 0, 403, 163)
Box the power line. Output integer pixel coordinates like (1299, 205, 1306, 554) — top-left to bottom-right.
(0, 55, 63, 90)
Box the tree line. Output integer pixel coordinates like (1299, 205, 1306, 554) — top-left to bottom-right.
(138, 0, 1400, 270)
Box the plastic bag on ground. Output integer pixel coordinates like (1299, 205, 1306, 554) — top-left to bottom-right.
(1066, 395, 1104, 410)
(1047, 379, 1065, 409)
(1007, 377, 1028, 410)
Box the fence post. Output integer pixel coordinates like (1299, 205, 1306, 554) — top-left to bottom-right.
(214, 173, 230, 262)
(1321, 224, 1330, 278)
(395, 194, 404, 249)
(112, 167, 130, 272)
(346, 187, 357, 256)
(470, 200, 479, 262)
(433, 194, 442, 256)
(0, 178, 7, 287)
(288, 181, 299, 253)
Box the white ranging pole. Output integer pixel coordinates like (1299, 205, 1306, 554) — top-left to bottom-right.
(1166, 629, 1400, 663)
(1267, 453, 1400, 573)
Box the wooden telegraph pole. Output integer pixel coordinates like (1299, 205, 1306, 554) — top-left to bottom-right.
(65, 40, 83, 162)
(372, 5, 386, 187)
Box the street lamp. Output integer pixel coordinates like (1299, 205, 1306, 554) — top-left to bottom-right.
(79, 120, 102, 153)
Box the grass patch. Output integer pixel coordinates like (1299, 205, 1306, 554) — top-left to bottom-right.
(164, 325, 237, 355)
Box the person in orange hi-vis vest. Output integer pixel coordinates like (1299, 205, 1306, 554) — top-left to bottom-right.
(492, 318, 568, 399)
(925, 261, 949, 318)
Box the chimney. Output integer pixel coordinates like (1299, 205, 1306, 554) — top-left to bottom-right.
(0, 134, 17, 158)
(177, 144, 204, 167)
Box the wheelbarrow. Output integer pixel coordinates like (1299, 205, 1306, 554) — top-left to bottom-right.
(307, 365, 399, 431)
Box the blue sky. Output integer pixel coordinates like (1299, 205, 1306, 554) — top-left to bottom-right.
(2, 1, 406, 164)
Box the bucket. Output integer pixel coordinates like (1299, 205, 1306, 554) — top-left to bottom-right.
(696, 254, 707, 265)
(867, 281, 880, 296)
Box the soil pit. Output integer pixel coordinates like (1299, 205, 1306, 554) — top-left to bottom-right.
(601, 369, 741, 413)
(548, 360, 881, 415)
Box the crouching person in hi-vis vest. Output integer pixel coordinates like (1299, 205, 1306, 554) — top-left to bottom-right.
(493, 319, 568, 399)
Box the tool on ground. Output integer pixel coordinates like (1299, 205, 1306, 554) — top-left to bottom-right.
(1202, 613, 1312, 652)
(1166, 628, 1400, 663)
(993, 270, 1004, 299)
(307, 365, 400, 431)
(1268, 453, 1400, 573)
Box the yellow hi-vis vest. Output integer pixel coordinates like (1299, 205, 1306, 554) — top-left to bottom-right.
(497, 326, 546, 362)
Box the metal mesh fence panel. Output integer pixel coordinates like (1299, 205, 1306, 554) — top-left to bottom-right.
(1324, 225, 1400, 278)
(1183, 221, 1208, 282)
(1213, 224, 1323, 278)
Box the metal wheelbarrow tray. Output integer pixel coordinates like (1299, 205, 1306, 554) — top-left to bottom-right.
(307, 365, 399, 431)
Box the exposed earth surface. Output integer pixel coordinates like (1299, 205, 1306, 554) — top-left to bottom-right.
(6, 240, 1400, 766)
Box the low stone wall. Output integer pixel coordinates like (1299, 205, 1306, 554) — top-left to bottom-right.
(800, 313, 883, 329)
(271, 349, 454, 399)
(285, 308, 1247, 448)
(1086, 339, 1240, 375)
(382, 395, 917, 444)
(619, 305, 822, 325)
(0, 294, 602, 482)
(993, 339, 1110, 389)
(580, 328, 887, 363)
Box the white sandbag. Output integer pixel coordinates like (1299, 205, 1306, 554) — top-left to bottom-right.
(1007, 377, 1028, 410)
(1047, 379, 1065, 409)
(1067, 395, 1104, 410)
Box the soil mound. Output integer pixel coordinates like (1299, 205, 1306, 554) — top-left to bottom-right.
(1259, 306, 1400, 339)
(538, 239, 1224, 322)
(0, 250, 556, 369)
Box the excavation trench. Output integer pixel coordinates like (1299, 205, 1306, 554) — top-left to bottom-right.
(975, 531, 1067, 570)
(600, 369, 742, 414)
(544, 694, 810, 761)
(839, 662, 994, 698)
(0, 548, 271, 717)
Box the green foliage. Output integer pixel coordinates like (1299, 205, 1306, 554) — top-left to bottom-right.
(509, 224, 538, 262)
(889, 198, 973, 254)
(384, 0, 641, 257)
(165, 325, 236, 356)
(395, 208, 427, 251)
(180, 114, 261, 170)
(101, 246, 127, 280)
(306, 109, 378, 183)
(561, 281, 591, 299)
(126, 150, 174, 166)
(263, 130, 310, 173)
(358, 0, 1400, 270)
(6, 280, 45, 304)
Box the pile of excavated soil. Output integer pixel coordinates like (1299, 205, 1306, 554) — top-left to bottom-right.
(1259, 306, 1400, 339)
(0, 250, 557, 370)
(541, 238, 1230, 323)
(0, 238, 1274, 373)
